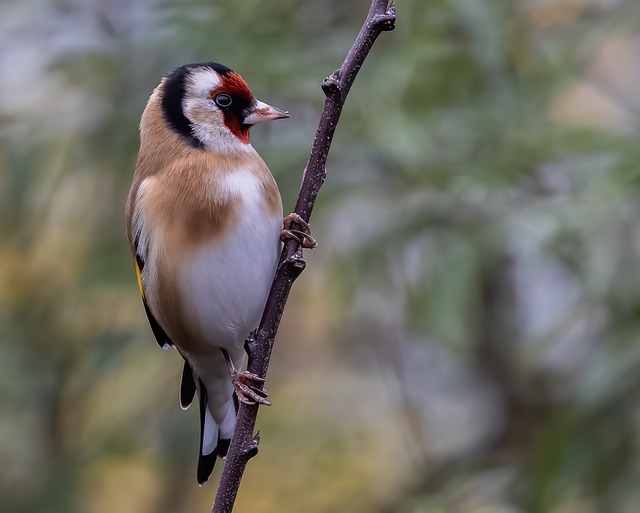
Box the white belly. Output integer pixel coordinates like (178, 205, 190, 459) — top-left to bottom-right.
(179, 179, 282, 353)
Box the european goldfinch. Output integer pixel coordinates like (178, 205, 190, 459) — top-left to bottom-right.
(125, 62, 292, 485)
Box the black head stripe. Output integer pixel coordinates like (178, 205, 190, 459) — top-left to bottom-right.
(160, 62, 235, 148)
(200, 62, 233, 77)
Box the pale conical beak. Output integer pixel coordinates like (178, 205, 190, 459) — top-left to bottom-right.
(243, 99, 290, 126)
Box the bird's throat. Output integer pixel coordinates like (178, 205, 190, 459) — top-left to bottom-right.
(222, 113, 250, 144)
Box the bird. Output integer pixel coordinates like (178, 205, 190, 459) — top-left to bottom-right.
(125, 62, 314, 485)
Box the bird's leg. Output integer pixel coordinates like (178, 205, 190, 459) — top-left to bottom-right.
(220, 349, 271, 406)
(281, 213, 318, 249)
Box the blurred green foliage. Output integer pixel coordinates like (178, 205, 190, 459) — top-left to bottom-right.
(2, 0, 640, 512)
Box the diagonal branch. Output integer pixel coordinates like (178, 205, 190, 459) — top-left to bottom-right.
(211, 2, 396, 512)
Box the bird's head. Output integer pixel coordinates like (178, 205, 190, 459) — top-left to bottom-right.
(160, 62, 289, 152)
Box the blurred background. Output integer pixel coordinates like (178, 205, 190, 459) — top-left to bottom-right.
(2, 0, 640, 512)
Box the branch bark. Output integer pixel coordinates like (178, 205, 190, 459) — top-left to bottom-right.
(211, 2, 396, 512)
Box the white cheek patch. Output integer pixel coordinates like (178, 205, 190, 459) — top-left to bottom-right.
(188, 118, 253, 154)
(180, 68, 254, 153)
(182, 97, 215, 125)
(186, 68, 222, 98)
(182, 68, 223, 132)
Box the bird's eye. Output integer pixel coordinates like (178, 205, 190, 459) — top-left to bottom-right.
(214, 94, 232, 108)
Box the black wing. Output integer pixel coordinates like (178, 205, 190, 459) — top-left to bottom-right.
(134, 252, 173, 350)
(135, 248, 197, 409)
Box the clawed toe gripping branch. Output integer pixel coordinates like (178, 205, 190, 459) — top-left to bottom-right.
(281, 212, 317, 249)
(211, 1, 396, 512)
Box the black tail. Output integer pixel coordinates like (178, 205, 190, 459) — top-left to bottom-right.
(196, 381, 233, 485)
(197, 384, 216, 485)
(180, 359, 196, 410)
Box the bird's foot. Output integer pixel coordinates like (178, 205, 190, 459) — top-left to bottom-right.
(231, 369, 271, 406)
(281, 213, 318, 249)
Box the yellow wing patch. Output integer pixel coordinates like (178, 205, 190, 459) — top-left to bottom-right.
(135, 260, 145, 299)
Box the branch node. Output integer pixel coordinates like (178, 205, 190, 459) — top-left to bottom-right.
(291, 253, 307, 273)
(240, 432, 260, 460)
(321, 72, 341, 98)
(280, 251, 307, 274)
(244, 332, 258, 364)
(373, 11, 396, 32)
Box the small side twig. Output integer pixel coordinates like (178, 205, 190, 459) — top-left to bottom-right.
(211, 2, 396, 512)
